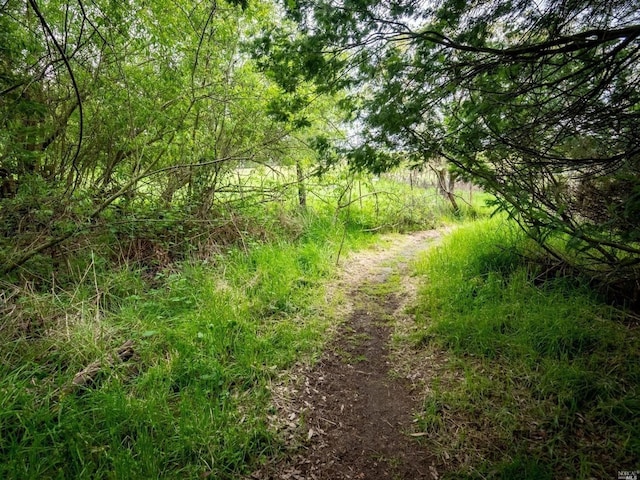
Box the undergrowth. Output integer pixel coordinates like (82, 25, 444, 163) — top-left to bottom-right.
(0, 212, 368, 478)
(0, 169, 447, 479)
(0, 167, 484, 479)
(412, 217, 640, 479)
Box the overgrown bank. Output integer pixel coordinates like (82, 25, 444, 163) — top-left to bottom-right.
(0, 171, 452, 479)
(410, 217, 640, 479)
(0, 214, 356, 478)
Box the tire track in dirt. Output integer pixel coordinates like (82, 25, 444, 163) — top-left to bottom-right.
(252, 230, 447, 480)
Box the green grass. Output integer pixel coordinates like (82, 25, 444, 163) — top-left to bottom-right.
(0, 202, 380, 479)
(412, 216, 640, 479)
(0, 166, 475, 478)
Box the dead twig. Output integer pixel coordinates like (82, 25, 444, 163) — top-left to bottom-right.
(68, 340, 136, 390)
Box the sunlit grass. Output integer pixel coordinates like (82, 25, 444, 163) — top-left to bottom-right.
(0, 211, 362, 479)
(0, 166, 484, 478)
(412, 217, 640, 479)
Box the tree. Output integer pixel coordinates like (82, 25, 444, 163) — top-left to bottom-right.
(0, 0, 336, 277)
(275, 0, 640, 286)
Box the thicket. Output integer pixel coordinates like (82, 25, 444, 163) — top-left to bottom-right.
(0, 0, 337, 281)
(272, 0, 640, 297)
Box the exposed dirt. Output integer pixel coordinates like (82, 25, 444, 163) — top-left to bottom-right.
(251, 230, 450, 480)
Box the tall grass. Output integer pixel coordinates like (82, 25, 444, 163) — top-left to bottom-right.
(0, 209, 362, 479)
(412, 217, 640, 478)
(0, 166, 446, 479)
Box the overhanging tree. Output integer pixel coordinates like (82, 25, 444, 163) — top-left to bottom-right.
(277, 0, 640, 287)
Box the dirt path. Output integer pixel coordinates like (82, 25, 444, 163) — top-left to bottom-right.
(253, 230, 447, 480)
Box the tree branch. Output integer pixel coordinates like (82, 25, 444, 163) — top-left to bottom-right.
(413, 25, 640, 60)
(28, 0, 83, 177)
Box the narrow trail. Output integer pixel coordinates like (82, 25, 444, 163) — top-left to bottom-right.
(253, 230, 447, 480)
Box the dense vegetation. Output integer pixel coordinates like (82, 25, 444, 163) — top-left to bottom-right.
(271, 0, 640, 295)
(1, 0, 639, 478)
(0, 171, 445, 478)
(1, 0, 340, 280)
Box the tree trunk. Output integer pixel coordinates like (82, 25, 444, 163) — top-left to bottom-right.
(296, 159, 307, 209)
(436, 167, 459, 213)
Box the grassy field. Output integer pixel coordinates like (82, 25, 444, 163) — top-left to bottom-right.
(411, 217, 640, 479)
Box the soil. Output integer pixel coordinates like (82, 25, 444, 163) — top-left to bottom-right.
(252, 230, 448, 480)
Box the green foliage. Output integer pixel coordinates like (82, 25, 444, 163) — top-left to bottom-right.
(0, 162, 446, 477)
(0, 0, 350, 278)
(412, 218, 640, 477)
(489, 457, 553, 480)
(282, 0, 640, 284)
